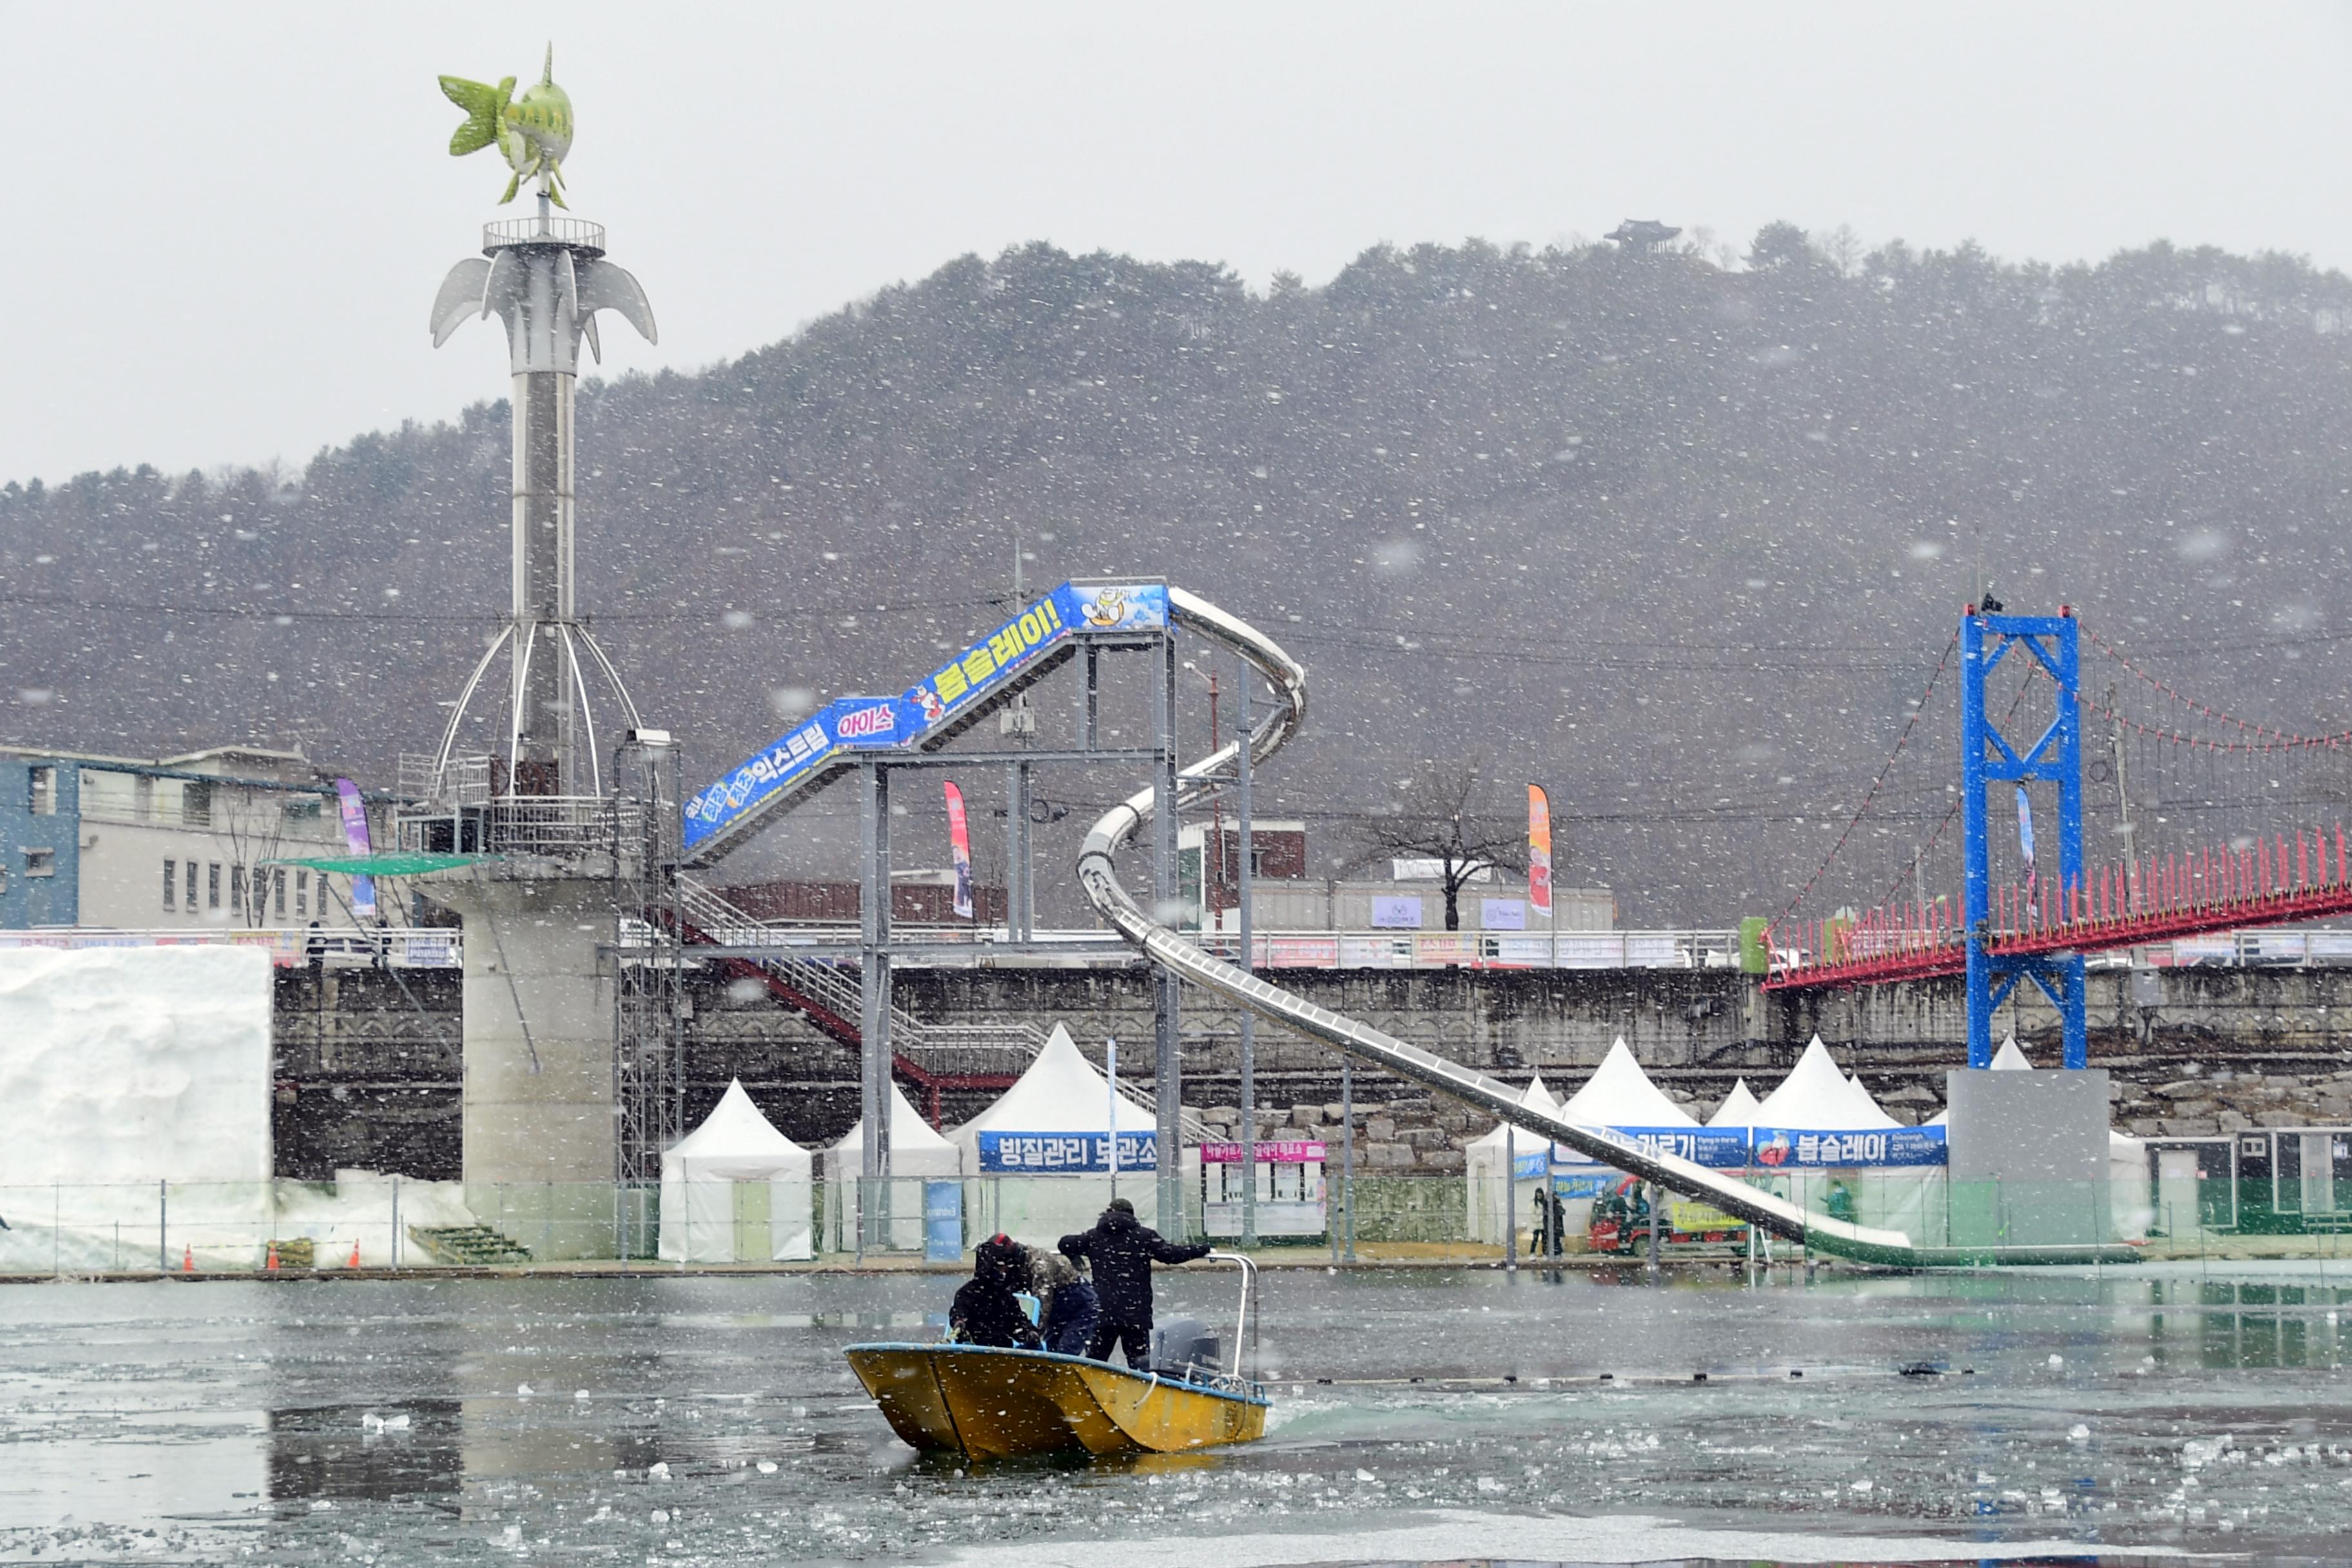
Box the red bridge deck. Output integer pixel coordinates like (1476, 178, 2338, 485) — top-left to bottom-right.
(1766, 829, 2352, 991)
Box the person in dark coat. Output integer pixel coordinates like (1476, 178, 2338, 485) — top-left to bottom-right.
(1041, 1257, 1101, 1356)
(950, 1233, 1042, 1349)
(1057, 1197, 1211, 1368)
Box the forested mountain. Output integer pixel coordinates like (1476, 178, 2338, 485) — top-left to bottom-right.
(8, 224, 2352, 925)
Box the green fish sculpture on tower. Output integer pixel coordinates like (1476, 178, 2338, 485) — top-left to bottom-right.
(440, 44, 574, 206)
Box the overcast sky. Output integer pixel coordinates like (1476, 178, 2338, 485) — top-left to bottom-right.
(4, 2, 2350, 485)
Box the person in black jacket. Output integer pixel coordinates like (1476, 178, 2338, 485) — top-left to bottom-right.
(1041, 1257, 1101, 1355)
(950, 1233, 1042, 1349)
(1057, 1197, 1210, 1368)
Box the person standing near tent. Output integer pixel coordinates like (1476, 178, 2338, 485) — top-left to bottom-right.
(1057, 1197, 1210, 1368)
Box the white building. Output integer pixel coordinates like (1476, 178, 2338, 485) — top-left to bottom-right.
(0, 743, 395, 932)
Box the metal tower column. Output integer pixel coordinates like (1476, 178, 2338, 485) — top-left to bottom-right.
(1960, 606, 2088, 1069)
(1234, 648, 1257, 1250)
(1153, 632, 1185, 1234)
(859, 761, 894, 1249)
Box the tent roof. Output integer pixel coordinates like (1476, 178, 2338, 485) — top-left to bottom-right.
(1754, 1037, 1897, 1130)
(669, 1080, 807, 1162)
(1469, 1074, 1564, 1153)
(1559, 1039, 1696, 1128)
(951, 1024, 1155, 1139)
(1707, 1079, 1761, 1129)
(1990, 1037, 2034, 1070)
(833, 1080, 957, 1156)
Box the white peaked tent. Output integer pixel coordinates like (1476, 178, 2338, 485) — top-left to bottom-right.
(658, 1080, 813, 1262)
(1467, 1074, 1564, 1244)
(1545, 1040, 1709, 1241)
(823, 1081, 963, 1253)
(1560, 1040, 1698, 1129)
(1754, 1037, 1899, 1132)
(1751, 1037, 1921, 1237)
(1709, 1079, 1761, 1130)
(950, 1024, 1194, 1243)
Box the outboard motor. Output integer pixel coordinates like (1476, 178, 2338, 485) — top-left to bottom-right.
(1148, 1316, 1222, 1381)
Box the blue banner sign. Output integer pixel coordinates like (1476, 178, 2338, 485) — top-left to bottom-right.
(976, 1130, 1159, 1173)
(1551, 1173, 1613, 1199)
(1551, 1127, 1755, 1171)
(923, 1179, 963, 1264)
(683, 580, 1170, 854)
(1750, 1125, 1948, 1169)
(1511, 1146, 1550, 1180)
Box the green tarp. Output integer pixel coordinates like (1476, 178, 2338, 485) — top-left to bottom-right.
(262, 852, 494, 876)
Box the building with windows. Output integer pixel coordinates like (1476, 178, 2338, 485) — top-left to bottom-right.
(0, 744, 392, 932)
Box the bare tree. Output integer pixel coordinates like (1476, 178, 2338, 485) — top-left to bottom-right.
(1351, 757, 1529, 931)
(1821, 223, 1864, 279)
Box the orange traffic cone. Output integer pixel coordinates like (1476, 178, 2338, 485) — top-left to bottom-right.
(348, 1239, 362, 1269)
(181, 1244, 193, 1273)
(266, 1242, 279, 1271)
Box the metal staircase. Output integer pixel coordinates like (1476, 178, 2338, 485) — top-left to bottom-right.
(672, 876, 1202, 1135)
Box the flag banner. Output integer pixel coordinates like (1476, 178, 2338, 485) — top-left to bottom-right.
(2015, 785, 2036, 877)
(945, 781, 974, 919)
(1527, 785, 1554, 918)
(333, 779, 377, 920)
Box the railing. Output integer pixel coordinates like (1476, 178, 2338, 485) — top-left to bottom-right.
(398, 752, 492, 807)
(0, 927, 460, 968)
(482, 215, 605, 251)
(669, 912, 1745, 973)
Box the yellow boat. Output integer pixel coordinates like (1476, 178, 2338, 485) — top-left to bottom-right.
(845, 1342, 1269, 1459)
(848, 1251, 1269, 1460)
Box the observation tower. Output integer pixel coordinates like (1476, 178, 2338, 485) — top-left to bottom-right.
(397, 54, 678, 1257)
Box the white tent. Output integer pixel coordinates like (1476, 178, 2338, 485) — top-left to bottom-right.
(1750, 1038, 1919, 1237)
(1560, 1040, 1698, 1129)
(1709, 1079, 1761, 1130)
(1754, 1037, 1899, 1132)
(658, 1081, 813, 1262)
(1466, 1075, 1562, 1244)
(1545, 1039, 1709, 1242)
(823, 1081, 963, 1253)
(950, 1024, 1195, 1244)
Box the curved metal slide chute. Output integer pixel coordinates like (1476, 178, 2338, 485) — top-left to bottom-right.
(1079, 591, 2128, 1269)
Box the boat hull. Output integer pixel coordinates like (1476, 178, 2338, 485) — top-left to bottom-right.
(845, 1343, 1268, 1459)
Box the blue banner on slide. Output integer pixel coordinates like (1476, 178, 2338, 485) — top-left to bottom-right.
(976, 1131, 1158, 1173)
(1749, 1125, 1947, 1168)
(682, 581, 1170, 853)
(1585, 1127, 1755, 1170)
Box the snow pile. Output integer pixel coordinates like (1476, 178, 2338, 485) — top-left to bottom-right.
(0, 946, 271, 1184)
(0, 947, 272, 1270)
(273, 1171, 477, 1268)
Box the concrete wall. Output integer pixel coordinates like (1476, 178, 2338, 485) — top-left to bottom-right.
(271, 960, 2352, 1184)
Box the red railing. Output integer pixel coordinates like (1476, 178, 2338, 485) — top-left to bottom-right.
(1766, 825, 2352, 990)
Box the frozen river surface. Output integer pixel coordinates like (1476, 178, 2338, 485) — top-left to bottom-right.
(3, 1262, 2351, 1564)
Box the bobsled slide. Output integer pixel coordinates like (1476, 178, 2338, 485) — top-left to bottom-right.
(686, 579, 2134, 1268)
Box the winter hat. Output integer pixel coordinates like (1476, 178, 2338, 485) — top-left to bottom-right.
(1106, 1197, 1136, 1217)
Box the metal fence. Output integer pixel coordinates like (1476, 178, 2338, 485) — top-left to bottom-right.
(0, 927, 458, 968)
(12, 1171, 2352, 1275)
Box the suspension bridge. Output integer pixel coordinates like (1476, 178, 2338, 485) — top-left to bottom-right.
(1765, 603, 2352, 1071)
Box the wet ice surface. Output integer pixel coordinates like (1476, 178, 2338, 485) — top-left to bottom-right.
(2, 1264, 2349, 1564)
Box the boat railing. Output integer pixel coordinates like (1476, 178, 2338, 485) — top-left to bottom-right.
(1202, 1251, 1260, 1386)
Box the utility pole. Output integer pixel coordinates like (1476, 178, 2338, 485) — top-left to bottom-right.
(1234, 650, 1255, 1250)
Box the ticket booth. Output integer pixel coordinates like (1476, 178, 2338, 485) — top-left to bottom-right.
(1202, 1139, 1327, 1237)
